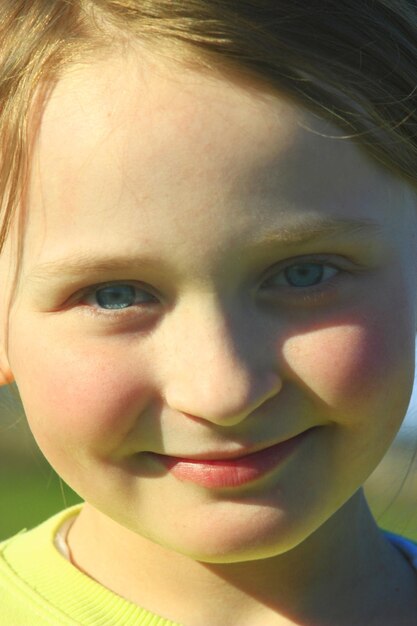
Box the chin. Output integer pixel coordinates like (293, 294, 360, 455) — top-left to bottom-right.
(152, 511, 309, 564)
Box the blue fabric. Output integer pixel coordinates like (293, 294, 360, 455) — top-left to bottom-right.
(384, 530, 417, 570)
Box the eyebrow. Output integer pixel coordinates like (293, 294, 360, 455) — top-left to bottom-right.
(252, 217, 381, 246)
(27, 217, 382, 282)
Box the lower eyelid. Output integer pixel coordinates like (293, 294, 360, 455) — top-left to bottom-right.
(74, 301, 160, 326)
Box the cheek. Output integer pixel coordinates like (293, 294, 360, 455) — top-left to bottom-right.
(10, 335, 153, 458)
(282, 310, 414, 418)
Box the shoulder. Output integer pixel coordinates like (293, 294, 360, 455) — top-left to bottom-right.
(0, 505, 83, 626)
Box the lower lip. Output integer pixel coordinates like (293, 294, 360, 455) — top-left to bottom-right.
(152, 430, 312, 489)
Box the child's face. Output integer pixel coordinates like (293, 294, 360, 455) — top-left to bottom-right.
(1, 49, 417, 561)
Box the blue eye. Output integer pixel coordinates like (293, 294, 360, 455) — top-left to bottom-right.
(284, 263, 325, 287)
(93, 285, 154, 310)
(265, 262, 339, 289)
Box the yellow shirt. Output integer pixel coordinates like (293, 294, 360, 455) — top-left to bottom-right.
(0, 505, 180, 625)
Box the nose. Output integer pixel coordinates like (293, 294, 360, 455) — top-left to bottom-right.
(162, 300, 282, 427)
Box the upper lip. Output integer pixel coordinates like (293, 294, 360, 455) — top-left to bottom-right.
(151, 428, 313, 462)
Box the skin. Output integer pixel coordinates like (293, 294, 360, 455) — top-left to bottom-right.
(1, 46, 417, 625)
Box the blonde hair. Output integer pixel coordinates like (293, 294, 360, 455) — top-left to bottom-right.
(1, 0, 417, 250)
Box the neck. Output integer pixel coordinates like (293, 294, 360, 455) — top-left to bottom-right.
(67, 491, 417, 626)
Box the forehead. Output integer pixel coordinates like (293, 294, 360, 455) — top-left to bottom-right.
(22, 48, 415, 267)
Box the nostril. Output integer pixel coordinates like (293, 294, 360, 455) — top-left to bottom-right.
(164, 369, 283, 427)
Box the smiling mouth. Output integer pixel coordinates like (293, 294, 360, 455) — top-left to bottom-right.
(149, 429, 313, 489)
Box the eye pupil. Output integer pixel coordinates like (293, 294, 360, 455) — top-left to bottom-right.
(284, 263, 324, 287)
(96, 285, 136, 309)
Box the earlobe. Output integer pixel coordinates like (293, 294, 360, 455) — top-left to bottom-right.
(0, 369, 14, 386)
(0, 350, 14, 386)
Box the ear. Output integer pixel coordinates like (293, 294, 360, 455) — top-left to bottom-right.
(0, 348, 14, 386)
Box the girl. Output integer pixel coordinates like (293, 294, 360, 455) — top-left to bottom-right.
(0, 1, 417, 624)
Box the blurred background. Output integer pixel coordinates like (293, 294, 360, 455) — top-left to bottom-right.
(1, 364, 417, 541)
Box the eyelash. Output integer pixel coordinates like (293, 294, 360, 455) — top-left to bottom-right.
(75, 257, 346, 319)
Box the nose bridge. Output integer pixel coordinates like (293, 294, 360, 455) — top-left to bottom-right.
(162, 296, 282, 426)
